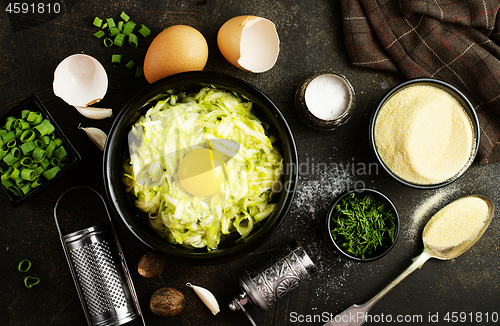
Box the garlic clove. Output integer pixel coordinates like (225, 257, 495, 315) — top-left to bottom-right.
(186, 283, 220, 315)
(74, 106, 113, 120)
(78, 124, 107, 151)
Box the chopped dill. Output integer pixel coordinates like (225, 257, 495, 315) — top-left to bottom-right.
(331, 193, 396, 260)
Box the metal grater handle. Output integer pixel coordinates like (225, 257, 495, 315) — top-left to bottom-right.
(54, 186, 146, 326)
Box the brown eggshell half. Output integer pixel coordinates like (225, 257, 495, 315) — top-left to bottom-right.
(144, 25, 208, 83)
(217, 15, 279, 73)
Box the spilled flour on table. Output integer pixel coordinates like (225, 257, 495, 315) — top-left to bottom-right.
(405, 184, 459, 242)
(291, 158, 354, 219)
(314, 255, 357, 304)
(290, 157, 358, 306)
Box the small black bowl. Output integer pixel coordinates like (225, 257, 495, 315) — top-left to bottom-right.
(369, 78, 479, 189)
(326, 189, 399, 262)
(0, 94, 81, 206)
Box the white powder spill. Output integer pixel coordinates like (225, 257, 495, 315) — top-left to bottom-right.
(291, 158, 358, 306)
(405, 184, 459, 242)
(314, 256, 356, 303)
(291, 159, 354, 217)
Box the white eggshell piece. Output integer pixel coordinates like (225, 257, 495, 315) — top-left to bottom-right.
(53, 54, 108, 107)
(239, 17, 279, 72)
(186, 283, 220, 315)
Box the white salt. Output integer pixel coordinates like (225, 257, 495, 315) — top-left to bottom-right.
(304, 74, 350, 120)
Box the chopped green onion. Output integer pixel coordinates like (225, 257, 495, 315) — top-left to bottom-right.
(33, 119, 55, 137)
(93, 17, 103, 28)
(101, 22, 108, 29)
(114, 33, 125, 47)
(42, 166, 60, 180)
(128, 33, 138, 48)
(50, 157, 60, 167)
(125, 60, 136, 70)
(40, 158, 50, 169)
(123, 21, 136, 36)
(60, 156, 70, 167)
(27, 111, 42, 125)
(31, 178, 42, 188)
(34, 139, 44, 148)
(138, 24, 151, 37)
(20, 157, 33, 167)
(5, 116, 16, 130)
(44, 141, 56, 157)
(93, 30, 105, 38)
(120, 11, 130, 22)
(108, 27, 120, 37)
(135, 66, 143, 78)
(40, 135, 50, 146)
(21, 168, 37, 181)
(24, 276, 40, 289)
(34, 165, 43, 176)
(13, 174, 23, 186)
(104, 38, 113, 47)
(18, 259, 31, 272)
(106, 18, 116, 29)
(111, 54, 122, 63)
(8, 166, 20, 179)
(7, 139, 16, 149)
(15, 119, 29, 129)
(3, 150, 20, 165)
(2, 131, 15, 143)
(53, 138, 63, 147)
(118, 21, 124, 32)
(53, 146, 67, 160)
(1, 179, 22, 197)
(0, 149, 8, 161)
(32, 148, 47, 162)
(20, 130, 35, 142)
(20, 182, 31, 195)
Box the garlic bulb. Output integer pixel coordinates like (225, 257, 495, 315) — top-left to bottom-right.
(74, 106, 113, 120)
(79, 124, 107, 151)
(186, 283, 220, 315)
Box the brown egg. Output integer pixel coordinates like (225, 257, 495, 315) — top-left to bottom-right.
(144, 25, 208, 83)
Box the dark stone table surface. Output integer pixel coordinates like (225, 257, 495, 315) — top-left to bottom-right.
(1, 1, 499, 325)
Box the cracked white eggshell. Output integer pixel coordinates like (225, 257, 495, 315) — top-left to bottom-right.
(217, 15, 279, 73)
(53, 54, 108, 107)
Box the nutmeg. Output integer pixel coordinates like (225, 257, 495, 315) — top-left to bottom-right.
(137, 252, 166, 278)
(150, 287, 185, 317)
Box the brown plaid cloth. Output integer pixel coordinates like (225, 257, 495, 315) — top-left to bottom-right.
(340, 0, 500, 163)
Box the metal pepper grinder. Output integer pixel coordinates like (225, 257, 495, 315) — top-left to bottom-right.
(229, 241, 317, 325)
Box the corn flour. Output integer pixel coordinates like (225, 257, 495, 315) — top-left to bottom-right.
(374, 85, 474, 185)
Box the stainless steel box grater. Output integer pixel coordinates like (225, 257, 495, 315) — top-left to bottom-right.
(54, 186, 145, 326)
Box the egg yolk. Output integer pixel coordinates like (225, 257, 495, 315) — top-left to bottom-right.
(178, 148, 224, 197)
